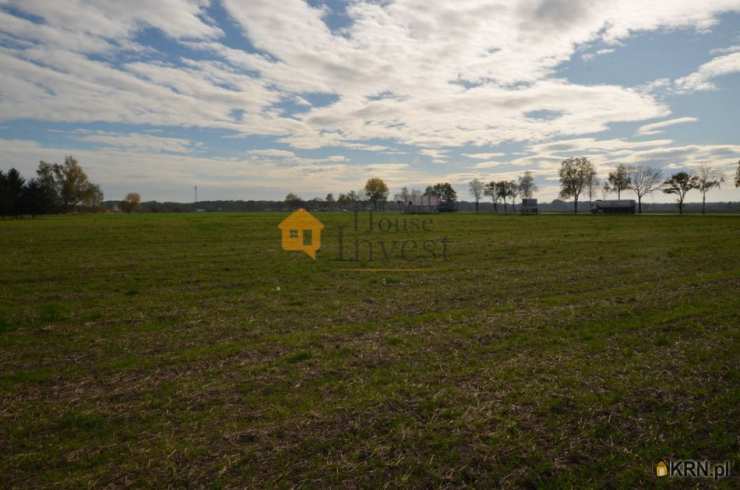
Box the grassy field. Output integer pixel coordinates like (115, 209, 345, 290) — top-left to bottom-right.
(1, 212, 738, 488)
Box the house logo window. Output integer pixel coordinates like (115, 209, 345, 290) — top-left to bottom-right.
(278, 208, 325, 260)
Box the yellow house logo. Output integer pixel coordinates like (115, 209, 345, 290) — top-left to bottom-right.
(278, 208, 324, 260)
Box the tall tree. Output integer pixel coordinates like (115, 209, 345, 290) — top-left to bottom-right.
(584, 168, 599, 206)
(364, 177, 389, 210)
(432, 183, 457, 203)
(696, 164, 724, 215)
(663, 172, 699, 215)
(628, 165, 662, 214)
(0, 168, 25, 217)
(605, 164, 631, 199)
(34, 156, 101, 211)
(19, 179, 54, 216)
(51, 156, 99, 210)
(468, 178, 484, 213)
(517, 171, 537, 199)
(84, 183, 104, 209)
(484, 181, 498, 213)
(495, 181, 509, 213)
(0, 170, 8, 217)
(559, 157, 593, 214)
(325, 193, 335, 203)
(508, 180, 520, 213)
(0, 170, 6, 217)
(394, 187, 411, 205)
(347, 190, 361, 203)
(36, 161, 62, 212)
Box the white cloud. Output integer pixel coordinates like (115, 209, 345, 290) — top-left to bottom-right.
(582, 48, 615, 61)
(675, 51, 740, 92)
(710, 45, 740, 55)
(0, 0, 220, 48)
(0, 47, 281, 132)
(340, 142, 393, 152)
(247, 149, 296, 159)
(0, 138, 433, 200)
(3, 136, 739, 203)
(637, 117, 698, 135)
(527, 137, 674, 155)
(419, 148, 450, 162)
(210, 0, 739, 149)
(1, 1, 740, 200)
(76, 132, 197, 153)
(463, 152, 505, 160)
(473, 161, 506, 169)
(4, 0, 733, 148)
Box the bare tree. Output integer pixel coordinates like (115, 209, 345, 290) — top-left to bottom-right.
(120, 192, 141, 213)
(394, 186, 411, 205)
(584, 167, 599, 208)
(468, 178, 484, 213)
(347, 190, 361, 202)
(628, 165, 662, 214)
(518, 171, 537, 199)
(509, 180, 520, 213)
(696, 164, 724, 214)
(484, 181, 498, 213)
(604, 164, 631, 199)
(663, 172, 699, 215)
(84, 183, 104, 209)
(495, 181, 510, 213)
(559, 157, 594, 214)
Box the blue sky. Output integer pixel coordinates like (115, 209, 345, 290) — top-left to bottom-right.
(1, 0, 739, 202)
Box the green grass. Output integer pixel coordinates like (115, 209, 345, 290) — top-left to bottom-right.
(0, 212, 738, 487)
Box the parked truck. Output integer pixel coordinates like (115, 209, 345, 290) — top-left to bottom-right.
(591, 200, 636, 214)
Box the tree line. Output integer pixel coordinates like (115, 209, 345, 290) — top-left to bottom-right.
(286, 179, 460, 211)
(0, 157, 103, 217)
(473, 171, 537, 214)
(286, 160, 737, 215)
(557, 158, 734, 214)
(5, 157, 738, 217)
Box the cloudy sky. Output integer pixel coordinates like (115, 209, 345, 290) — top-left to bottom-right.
(1, 0, 739, 203)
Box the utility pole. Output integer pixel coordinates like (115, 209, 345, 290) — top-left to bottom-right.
(194, 185, 198, 203)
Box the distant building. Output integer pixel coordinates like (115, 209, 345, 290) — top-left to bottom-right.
(401, 194, 440, 213)
(591, 200, 636, 214)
